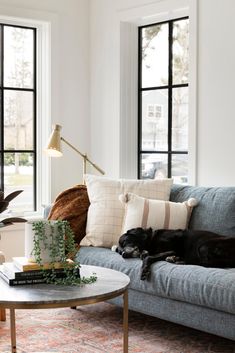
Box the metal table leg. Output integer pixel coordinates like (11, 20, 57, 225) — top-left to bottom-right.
(123, 290, 128, 353)
(10, 308, 17, 353)
(0, 308, 6, 321)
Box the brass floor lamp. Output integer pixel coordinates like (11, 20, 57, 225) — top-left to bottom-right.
(45, 124, 105, 182)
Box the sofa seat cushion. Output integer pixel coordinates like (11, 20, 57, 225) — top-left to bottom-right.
(78, 247, 235, 315)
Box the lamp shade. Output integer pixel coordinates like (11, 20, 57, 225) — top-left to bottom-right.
(45, 124, 63, 157)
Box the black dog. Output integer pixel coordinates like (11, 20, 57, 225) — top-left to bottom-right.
(116, 227, 235, 280)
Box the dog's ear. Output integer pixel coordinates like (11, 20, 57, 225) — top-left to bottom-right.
(173, 229, 184, 238)
(154, 229, 166, 236)
(153, 229, 166, 238)
(146, 227, 153, 239)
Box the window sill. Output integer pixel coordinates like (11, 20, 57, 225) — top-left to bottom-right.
(0, 212, 45, 233)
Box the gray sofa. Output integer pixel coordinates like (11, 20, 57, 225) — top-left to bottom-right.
(77, 184, 235, 341)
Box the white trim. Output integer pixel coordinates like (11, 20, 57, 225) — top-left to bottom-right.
(0, 10, 53, 216)
(188, 0, 198, 185)
(117, 0, 189, 23)
(35, 20, 51, 216)
(119, 22, 138, 179)
(118, 0, 198, 184)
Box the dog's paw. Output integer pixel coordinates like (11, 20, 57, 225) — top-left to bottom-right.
(166, 255, 179, 263)
(166, 256, 185, 265)
(140, 250, 149, 260)
(111, 245, 118, 252)
(141, 267, 151, 280)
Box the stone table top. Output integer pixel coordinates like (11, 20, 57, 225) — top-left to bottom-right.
(0, 265, 130, 309)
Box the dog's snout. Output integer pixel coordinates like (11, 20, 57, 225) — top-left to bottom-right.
(122, 246, 140, 258)
(122, 251, 130, 258)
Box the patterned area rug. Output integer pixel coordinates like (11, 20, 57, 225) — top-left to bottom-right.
(0, 303, 234, 353)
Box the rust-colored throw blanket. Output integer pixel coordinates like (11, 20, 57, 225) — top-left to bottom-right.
(48, 185, 90, 245)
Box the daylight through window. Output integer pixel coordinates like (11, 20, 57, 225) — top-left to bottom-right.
(0, 24, 36, 212)
(138, 17, 189, 184)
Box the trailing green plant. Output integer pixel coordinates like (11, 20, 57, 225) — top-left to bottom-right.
(32, 220, 97, 285)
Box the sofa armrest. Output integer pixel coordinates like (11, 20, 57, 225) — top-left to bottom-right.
(43, 204, 53, 219)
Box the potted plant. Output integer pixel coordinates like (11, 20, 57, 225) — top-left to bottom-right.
(25, 219, 96, 285)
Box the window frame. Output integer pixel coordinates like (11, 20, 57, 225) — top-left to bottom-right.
(0, 23, 37, 211)
(138, 16, 189, 180)
(118, 0, 197, 184)
(0, 14, 51, 217)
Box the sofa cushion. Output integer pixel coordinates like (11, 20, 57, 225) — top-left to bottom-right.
(81, 174, 173, 248)
(78, 246, 235, 315)
(170, 185, 235, 236)
(120, 193, 197, 233)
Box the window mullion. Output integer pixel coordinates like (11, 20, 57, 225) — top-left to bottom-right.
(137, 26, 142, 179)
(168, 21, 173, 178)
(33, 28, 37, 210)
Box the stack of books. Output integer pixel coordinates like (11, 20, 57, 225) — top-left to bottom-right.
(0, 257, 79, 286)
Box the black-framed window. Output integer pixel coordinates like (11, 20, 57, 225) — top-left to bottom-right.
(138, 17, 189, 184)
(0, 24, 36, 212)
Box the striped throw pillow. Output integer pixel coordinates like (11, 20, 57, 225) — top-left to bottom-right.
(120, 193, 198, 235)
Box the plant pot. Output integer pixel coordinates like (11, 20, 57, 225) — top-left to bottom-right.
(25, 220, 65, 264)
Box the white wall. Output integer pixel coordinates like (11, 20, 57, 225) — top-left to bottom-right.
(89, 0, 235, 186)
(0, 0, 91, 200)
(197, 0, 235, 186)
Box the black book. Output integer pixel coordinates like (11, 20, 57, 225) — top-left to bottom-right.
(0, 269, 47, 286)
(2, 262, 67, 280)
(0, 266, 80, 286)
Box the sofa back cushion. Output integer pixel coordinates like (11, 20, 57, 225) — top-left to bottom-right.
(170, 185, 235, 236)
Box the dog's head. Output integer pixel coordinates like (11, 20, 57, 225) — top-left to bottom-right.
(116, 227, 152, 258)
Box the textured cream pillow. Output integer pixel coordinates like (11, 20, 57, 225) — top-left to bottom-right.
(80, 174, 173, 248)
(120, 193, 198, 234)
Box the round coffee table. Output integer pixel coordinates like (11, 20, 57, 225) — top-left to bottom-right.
(0, 265, 130, 353)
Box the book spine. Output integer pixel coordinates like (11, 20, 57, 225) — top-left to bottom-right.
(13, 263, 40, 272)
(14, 269, 65, 279)
(10, 277, 47, 286)
(0, 271, 46, 286)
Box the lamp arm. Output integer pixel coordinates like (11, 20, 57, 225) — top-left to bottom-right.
(84, 155, 105, 175)
(61, 137, 86, 159)
(61, 136, 105, 175)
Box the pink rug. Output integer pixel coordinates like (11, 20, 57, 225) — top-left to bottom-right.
(0, 303, 234, 353)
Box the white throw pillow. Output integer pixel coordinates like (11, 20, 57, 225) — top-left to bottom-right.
(80, 174, 173, 248)
(120, 193, 198, 235)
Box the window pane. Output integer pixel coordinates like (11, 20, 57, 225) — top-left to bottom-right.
(172, 154, 188, 184)
(141, 24, 168, 88)
(140, 153, 168, 179)
(173, 19, 189, 84)
(4, 26, 34, 89)
(141, 90, 168, 151)
(4, 152, 34, 212)
(172, 87, 188, 151)
(4, 90, 34, 150)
